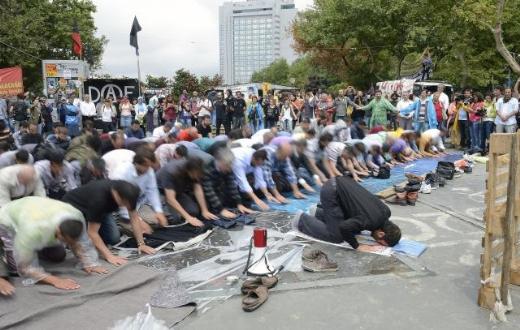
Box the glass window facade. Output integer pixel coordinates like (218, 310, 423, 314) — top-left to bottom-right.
(232, 15, 273, 83)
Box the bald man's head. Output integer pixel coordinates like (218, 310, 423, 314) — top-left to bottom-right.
(17, 165, 37, 185)
(276, 142, 292, 160)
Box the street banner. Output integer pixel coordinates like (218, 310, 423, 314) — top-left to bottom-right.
(0, 66, 23, 96)
(376, 79, 416, 97)
(83, 79, 139, 103)
(42, 60, 89, 98)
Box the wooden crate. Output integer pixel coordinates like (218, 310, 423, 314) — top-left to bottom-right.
(478, 133, 520, 310)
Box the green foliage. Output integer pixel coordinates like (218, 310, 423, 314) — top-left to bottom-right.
(199, 74, 223, 93)
(170, 69, 222, 98)
(251, 56, 338, 90)
(145, 75, 171, 89)
(251, 59, 290, 86)
(0, 0, 106, 93)
(292, 0, 520, 90)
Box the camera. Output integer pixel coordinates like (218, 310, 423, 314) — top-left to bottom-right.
(476, 108, 486, 117)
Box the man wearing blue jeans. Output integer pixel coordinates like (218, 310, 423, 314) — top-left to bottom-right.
(62, 179, 156, 266)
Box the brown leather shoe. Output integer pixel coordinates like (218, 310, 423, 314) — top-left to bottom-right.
(406, 191, 419, 206)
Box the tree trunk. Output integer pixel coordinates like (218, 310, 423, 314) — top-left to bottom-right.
(396, 55, 405, 79)
(494, 0, 520, 75)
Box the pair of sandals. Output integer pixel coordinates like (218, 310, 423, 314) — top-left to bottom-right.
(241, 276, 278, 312)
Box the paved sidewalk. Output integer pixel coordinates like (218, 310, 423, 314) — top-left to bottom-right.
(179, 163, 520, 330)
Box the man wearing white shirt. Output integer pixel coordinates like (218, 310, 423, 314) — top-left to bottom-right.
(109, 147, 167, 231)
(80, 95, 97, 126)
(197, 95, 213, 118)
(437, 84, 450, 127)
(495, 88, 518, 133)
(231, 147, 270, 211)
(152, 122, 173, 139)
(102, 149, 135, 174)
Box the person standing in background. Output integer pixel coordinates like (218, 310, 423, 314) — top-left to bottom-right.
(190, 92, 200, 127)
(64, 95, 81, 138)
(291, 93, 304, 129)
(397, 93, 414, 130)
(119, 96, 133, 130)
(163, 95, 177, 124)
(247, 96, 264, 133)
(134, 96, 148, 126)
(79, 95, 96, 128)
(468, 92, 484, 154)
(495, 88, 518, 133)
(481, 94, 496, 155)
(352, 90, 366, 124)
(98, 98, 116, 133)
(10, 93, 28, 131)
(213, 93, 227, 135)
(232, 91, 246, 129)
(280, 99, 296, 132)
(437, 84, 450, 131)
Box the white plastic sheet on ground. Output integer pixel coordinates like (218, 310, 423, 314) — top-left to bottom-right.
(110, 304, 169, 330)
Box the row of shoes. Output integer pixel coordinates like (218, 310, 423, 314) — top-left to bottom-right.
(387, 183, 419, 206)
(388, 170, 449, 206)
(419, 172, 447, 194)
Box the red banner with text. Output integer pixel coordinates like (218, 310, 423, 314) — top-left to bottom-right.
(0, 67, 23, 96)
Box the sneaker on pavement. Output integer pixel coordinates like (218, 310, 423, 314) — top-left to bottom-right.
(302, 252, 338, 272)
(420, 182, 432, 194)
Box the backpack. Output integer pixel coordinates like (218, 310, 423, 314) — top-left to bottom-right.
(436, 161, 455, 180)
(13, 101, 28, 121)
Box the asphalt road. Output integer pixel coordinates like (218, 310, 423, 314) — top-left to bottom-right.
(179, 163, 520, 330)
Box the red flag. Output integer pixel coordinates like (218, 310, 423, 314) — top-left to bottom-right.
(72, 24, 82, 56)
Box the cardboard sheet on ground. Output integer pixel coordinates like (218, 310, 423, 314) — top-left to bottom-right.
(0, 259, 195, 330)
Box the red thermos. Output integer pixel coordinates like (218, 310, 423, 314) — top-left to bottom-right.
(253, 227, 267, 248)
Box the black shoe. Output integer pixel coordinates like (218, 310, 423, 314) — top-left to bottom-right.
(386, 196, 408, 206)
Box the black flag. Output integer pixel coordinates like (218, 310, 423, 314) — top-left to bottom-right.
(130, 16, 142, 55)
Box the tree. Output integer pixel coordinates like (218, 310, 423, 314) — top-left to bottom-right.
(171, 69, 199, 98)
(492, 0, 520, 75)
(0, 0, 106, 93)
(251, 59, 290, 85)
(145, 75, 171, 89)
(292, 0, 520, 90)
(199, 74, 223, 92)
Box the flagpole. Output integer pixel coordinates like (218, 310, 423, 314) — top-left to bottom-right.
(137, 53, 142, 97)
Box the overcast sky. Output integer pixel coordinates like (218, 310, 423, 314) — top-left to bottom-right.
(92, 0, 313, 78)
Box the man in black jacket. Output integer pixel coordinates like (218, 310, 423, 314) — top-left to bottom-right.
(295, 176, 401, 252)
(214, 93, 227, 136)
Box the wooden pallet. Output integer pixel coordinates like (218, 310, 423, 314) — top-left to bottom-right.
(478, 133, 520, 310)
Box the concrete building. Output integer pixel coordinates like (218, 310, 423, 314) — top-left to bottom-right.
(219, 0, 298, 85)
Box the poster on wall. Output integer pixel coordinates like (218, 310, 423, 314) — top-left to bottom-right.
(83, 79, 139, 104)
(42, 60, 89, 99)
(0, 66, 24, 96)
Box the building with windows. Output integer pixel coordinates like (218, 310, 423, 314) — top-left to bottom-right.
(219, 0, 298, 85)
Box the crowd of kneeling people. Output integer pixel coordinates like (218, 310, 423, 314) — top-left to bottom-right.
(0, 116, 458, 296)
